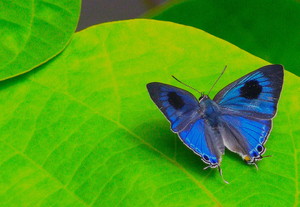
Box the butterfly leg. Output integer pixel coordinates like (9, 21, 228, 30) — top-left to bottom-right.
(218, 166, 229, 184)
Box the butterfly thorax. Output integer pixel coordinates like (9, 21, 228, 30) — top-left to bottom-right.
(199, 95, 222, 128)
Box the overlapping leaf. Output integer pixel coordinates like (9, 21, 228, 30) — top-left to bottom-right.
(0, 20, 298, 206)
(0, 0, 81, 80)
(144, 0, 300, 76)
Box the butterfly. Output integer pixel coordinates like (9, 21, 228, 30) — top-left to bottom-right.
(147, 65, 283, 182)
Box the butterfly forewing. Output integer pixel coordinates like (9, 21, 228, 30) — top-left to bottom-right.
(214, 65, 283, 119)
(147, 82, 199, 132)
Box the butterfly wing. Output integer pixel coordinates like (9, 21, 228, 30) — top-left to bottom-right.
(213, 65, 284, 119)
(147, 82, 224, 167)
(147, 82, 200, 132)
(220, 115, 271, 163)
(179, 119, 224, 167)
(214, 65, 283, 162)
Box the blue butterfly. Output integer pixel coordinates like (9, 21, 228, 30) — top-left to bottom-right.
(147, 65, 283, 182)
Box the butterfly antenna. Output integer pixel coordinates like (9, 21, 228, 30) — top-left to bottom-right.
(261, 155, 272, 158)
(253, 163, 259, 171)
(218, 166, 229, 184)
(207, 65, 227, 96)
(203, 165, 210, 170)
(172, 75, 202, 95)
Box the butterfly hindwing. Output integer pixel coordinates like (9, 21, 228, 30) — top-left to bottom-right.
(220, 115, 272, 162)
(214, 65, 283, 119)
(179, 119, 224, 167)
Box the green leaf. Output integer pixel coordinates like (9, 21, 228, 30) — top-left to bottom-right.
(0, 19, 298, 206)
(144, 0, 300, 76)
(0, 0, 81, 81)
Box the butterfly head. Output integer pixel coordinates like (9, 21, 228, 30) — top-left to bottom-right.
(198, 93, 209, 101)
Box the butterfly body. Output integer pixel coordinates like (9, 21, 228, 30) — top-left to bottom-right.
(199, 96, 222, 127)
(147, 65, 283, 169)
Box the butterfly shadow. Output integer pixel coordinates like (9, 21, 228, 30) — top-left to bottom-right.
(134, 120, 219, 180)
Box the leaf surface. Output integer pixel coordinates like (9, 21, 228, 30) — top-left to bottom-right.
(144, 0, 300, 76)
(0, 19, 298, 206)
(0, 0, 81, 80)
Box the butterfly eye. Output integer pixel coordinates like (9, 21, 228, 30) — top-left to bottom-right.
(198, 93, 205, 101)
(256, 145, 263, 152)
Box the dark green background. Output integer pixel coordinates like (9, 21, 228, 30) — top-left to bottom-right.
(144, 0, 300, 76)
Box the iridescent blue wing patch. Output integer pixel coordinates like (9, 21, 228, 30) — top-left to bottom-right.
(147, 82, 224, 167)
(214, 65, 284, 119)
